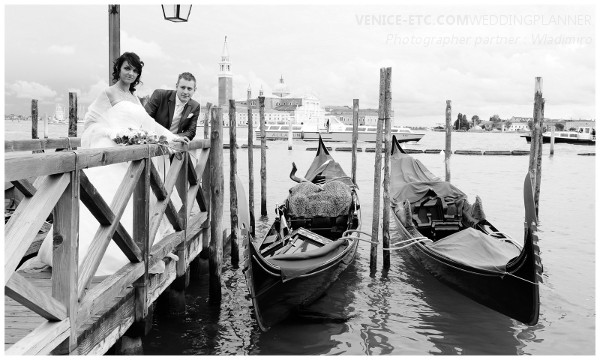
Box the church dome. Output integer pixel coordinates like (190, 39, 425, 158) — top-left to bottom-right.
(272, 75, 291, 98)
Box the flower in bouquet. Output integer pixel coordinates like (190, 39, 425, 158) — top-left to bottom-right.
(113, 127, 169, 146)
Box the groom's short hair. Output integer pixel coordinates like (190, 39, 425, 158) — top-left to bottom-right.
(177, 72, 196, 88)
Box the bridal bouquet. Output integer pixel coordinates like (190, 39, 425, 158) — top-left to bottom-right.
(113, 128, 168, 146)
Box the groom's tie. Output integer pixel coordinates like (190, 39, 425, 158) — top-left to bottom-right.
(170, 103, 185, 133)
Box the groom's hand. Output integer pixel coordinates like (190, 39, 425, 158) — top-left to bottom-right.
(172, 136, 190, 144)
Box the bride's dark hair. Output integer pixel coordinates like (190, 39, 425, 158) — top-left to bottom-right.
(112, 52, 144, 92)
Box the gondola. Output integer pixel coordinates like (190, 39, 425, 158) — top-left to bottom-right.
(389, 135, 542, 325)
(240, 137, 361, 331)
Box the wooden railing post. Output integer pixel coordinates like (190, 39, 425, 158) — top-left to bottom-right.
(259, 96, 267, 216)
(131, 155, 151, 335)
(209, 106, 224, 303)
(351, 99, 359, 185)
(445, 100, 452, 182)
(229, 100, 239, 267)
(201, 102, 213, 254)
(52, 168, 80, 353)
(382, 67, 392, 269)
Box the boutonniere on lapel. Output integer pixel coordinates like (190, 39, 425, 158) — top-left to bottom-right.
(187, 113, 194, 119)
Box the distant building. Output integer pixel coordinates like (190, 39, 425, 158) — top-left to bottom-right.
(218, 36, 233, 107)
(507, 121, 529, 132)
(323, 106, 395, 127)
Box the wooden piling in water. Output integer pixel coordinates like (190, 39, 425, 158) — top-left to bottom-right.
(259, 96, 267, 216)
(550, 125, 555, 155)
(204, 102, 212, 139)
(351, 99, 359, 185)
(445, 100, 452, 182)
(68, 92, 77, 140)
(529, 77, 544, 217)
(247, 89, 255, 234)
(382, 68, 392, 269)
(370, 68, 387, 272)
(209, 107, 224, 303)
(287, 118, 293, 150)
(229, 100, 239, 268)
(31, 99, 38, 140)
(201, 102, 213, 256)
(43, 115, 48, 139)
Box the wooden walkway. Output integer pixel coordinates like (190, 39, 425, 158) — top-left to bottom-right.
(4, 134, 221, 355)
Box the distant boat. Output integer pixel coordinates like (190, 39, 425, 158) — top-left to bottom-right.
(255, 122, 425, 143)
(522, 126, 595, 145)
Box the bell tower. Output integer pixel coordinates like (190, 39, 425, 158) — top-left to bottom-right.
(218, 36, 233, 107)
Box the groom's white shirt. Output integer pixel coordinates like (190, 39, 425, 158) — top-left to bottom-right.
(170, 95, 189, 133)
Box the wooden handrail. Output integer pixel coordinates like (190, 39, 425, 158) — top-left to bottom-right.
(5, 139, 211, 182)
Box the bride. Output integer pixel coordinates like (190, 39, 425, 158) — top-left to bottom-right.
(30, 52, 186, 276)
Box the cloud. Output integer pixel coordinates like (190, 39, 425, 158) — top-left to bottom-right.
(121, 31, 169, 60)
(48, 45, 75, 55)
(75, 79, 110, 105)
(6, 81, 57, 100)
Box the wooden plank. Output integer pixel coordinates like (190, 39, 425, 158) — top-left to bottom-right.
(52, 168, 80, 351)
(5, 173, 70, 281)
(79, 170, 142, 263)
(77, 160, 144, 298)
(5, 272, 67, 321)
(149, 160, 168, 201)
(133, 158, 150, 322)
(5, 319, 70, 355)
(11, 179, 37, 197)
(186, 148, 210, 217)
(149, 156, 184, 247)
(5, 138, 81, 153)
(186, 152, 198, 185)
(176, 151, 188, 278)
(5, 152, 75, 182)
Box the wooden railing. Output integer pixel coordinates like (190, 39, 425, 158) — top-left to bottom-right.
(4, 137, 213, 354)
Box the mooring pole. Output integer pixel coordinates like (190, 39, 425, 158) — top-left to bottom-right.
(351, 99, 359, 185)
(202, 102, 213, 254)
(247, 88, 255, 230)
(69, 92, 78, 148)
(31, 99, 38, 140)
(259, 96, 267, 216)
(43, 114, 48, 139)
(529, 77, 544, 217)
(370, 68, 387, 272)
(204, 102, 212, 139)
(209, 106, 224, 303)
(382, 67, 392, 269)
(229, 100, 239, 268)
(445, 100, 452, 182)
(550, 125, 555, 156)
(288, 118, 293, 150)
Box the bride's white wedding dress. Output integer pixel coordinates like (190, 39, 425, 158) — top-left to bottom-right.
(28, 90, 182, 276)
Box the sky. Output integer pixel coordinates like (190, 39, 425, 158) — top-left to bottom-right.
(2, 2, 596, 126)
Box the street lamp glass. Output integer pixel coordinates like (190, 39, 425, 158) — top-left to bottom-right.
(162, 5, 192, 22)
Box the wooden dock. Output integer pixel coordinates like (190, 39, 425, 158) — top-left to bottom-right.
(4, 134, 221, 355)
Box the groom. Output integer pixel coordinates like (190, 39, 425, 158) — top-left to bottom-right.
(145, 72, 200, 141)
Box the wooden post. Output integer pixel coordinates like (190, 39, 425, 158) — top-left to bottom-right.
(259, 96, 267, 216)
(69, 92, 78, 146)
(529, 77, 543, 216)
(31, 99, 38, 140)
(131, 156, 151, 335)
(204, 102, 212, 139)
(288, 118, 293, 150)
(247, 89, 255, 231)
(351, 99, 359, 185)
(370, 68, 387, 272)
(51, 169, 79, 353)
(170, 143, 189, 312)
(108, 5, 120, 85)
(550, 125, 555, 155)
(229, 100, 239, 267)
(209, 106, 224, 303)
(445, 100, 452, 182)
(382, 67, 392, 269)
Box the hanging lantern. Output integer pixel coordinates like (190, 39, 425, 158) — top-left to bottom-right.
(162, 5, 192, 22)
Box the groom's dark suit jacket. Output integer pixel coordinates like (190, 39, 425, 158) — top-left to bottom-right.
(145, 89, 200, 140)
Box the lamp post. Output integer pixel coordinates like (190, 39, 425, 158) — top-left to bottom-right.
(108, 5, 192, 84)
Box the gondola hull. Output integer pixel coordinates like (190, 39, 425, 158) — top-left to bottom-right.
(245, 236, 358, 330)
(399, 222, 540, 325)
